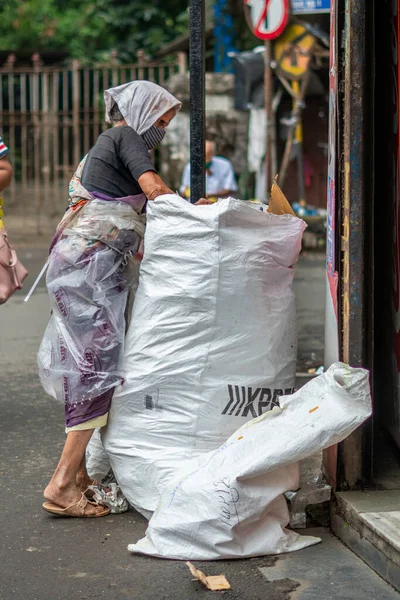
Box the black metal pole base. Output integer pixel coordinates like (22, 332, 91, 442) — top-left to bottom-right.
(189, 0, 206, 202)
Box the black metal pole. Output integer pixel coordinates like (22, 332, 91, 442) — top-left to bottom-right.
(189, 0, 206, 202)
(264, 39, 272, 199)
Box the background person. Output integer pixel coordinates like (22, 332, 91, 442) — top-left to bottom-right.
(0, 134, 13, 229)
(180, 139, 238, 201)
(0, 135, 12, 192)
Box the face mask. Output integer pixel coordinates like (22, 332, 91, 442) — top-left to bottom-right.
(142, 125, 166, 150)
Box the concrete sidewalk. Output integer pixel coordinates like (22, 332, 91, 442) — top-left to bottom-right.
(294, 251, 325, 373)
(1, 250, 398, 599)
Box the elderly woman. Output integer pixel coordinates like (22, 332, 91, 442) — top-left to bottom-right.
(40, 81, 207, 518)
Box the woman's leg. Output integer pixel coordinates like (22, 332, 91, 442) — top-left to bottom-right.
(41, 242, 124, 514)
(76, 455, 96, 492)
(44, 429, 102, 514)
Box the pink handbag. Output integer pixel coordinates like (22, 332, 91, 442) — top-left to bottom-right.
(0, 229, 28, 304)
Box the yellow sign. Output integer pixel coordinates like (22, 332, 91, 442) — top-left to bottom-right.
(274, 23, 315, 80)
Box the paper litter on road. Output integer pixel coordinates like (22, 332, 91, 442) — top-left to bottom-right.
(186, 562, 231, 591)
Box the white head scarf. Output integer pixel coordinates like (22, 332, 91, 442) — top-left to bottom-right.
(104, 80, 182, 135)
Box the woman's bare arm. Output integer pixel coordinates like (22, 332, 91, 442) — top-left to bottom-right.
(138, 171, 174, 200)
(138, 170, 213, 205)
(0, 157, 12, 192)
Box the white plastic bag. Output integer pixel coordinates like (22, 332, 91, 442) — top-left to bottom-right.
(86, 429, 113, 483)
(128, 363, 372, 560)
(102, 195, 306, 515)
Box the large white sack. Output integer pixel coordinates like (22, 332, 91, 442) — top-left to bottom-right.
(102, 195, 306, 515)
(86, 429, 112, 483)
(128, 363, 372, 560)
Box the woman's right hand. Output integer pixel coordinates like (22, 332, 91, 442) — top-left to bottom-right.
(138, 171, 174, 200)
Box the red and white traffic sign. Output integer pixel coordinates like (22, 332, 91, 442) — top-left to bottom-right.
(244, 0, 290, 40)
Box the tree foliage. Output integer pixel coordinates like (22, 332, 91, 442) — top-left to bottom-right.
(0, 0, 190, 62)
(228, 0, 261, 51)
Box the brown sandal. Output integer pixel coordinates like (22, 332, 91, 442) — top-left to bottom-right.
(82, 479, 98, 499)
(42, 492, 110, 518)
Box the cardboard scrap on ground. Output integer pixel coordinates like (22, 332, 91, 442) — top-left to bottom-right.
(186, 561, 231, 591)
(267, 176, 296, 217)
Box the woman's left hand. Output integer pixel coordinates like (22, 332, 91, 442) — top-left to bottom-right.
(194, 198, 214, 205)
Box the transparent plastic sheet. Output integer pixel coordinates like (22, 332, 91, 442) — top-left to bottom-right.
(69, 198, 146, 249)
(38, 200, 143, 414)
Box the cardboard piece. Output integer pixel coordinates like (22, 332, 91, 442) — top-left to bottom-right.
(186, 561, 231, 591)
(267, 176, 296, 216)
